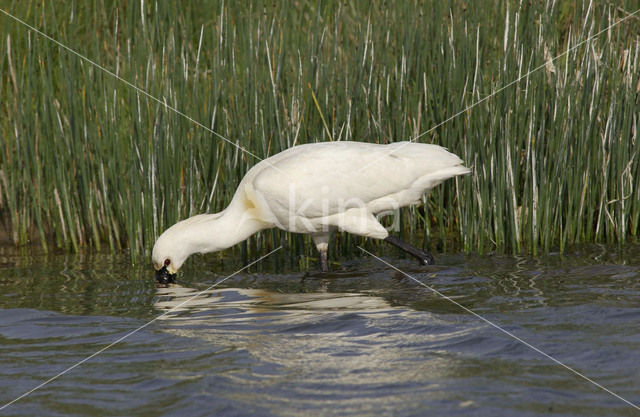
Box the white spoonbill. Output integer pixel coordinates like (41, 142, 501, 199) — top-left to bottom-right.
(152, 141, 470, 284)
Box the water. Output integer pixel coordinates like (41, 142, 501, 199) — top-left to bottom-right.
(1, 246, 639, 416)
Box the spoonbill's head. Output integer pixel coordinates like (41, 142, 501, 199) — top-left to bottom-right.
(152, 227, 189, 286)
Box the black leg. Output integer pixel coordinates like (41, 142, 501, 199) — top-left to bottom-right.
(319, 249, 329, 272)
(384, 235, 435, 265)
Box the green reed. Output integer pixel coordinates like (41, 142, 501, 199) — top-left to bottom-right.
(0, 0, 638, 262)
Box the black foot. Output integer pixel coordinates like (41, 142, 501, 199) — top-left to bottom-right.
(384, 235, 435, 266)
(417, 251, 435, 266)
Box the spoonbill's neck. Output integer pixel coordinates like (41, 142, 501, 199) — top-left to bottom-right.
(182, 200, 268, 255)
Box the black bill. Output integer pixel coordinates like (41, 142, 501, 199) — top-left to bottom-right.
(155, 266, 177, 286)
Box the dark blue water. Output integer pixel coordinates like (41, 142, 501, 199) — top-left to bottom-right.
(0, 246, 639, 416)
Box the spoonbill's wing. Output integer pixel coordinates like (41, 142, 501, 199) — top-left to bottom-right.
(247, 141, 468, 220)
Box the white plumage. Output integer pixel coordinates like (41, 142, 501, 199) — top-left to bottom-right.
(152, 141, 470, 280)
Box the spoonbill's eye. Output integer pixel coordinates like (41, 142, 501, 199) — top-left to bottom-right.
(164, 259, 171, 266)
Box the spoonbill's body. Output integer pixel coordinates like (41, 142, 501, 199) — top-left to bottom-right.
(153, 141, 470, 283)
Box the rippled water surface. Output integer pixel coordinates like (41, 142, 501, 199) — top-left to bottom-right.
(1, 246, 639, 416)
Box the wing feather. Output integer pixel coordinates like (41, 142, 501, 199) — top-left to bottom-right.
(245, 141, 468, 223)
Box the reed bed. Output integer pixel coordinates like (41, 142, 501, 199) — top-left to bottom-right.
(0, 0, 639, 262)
